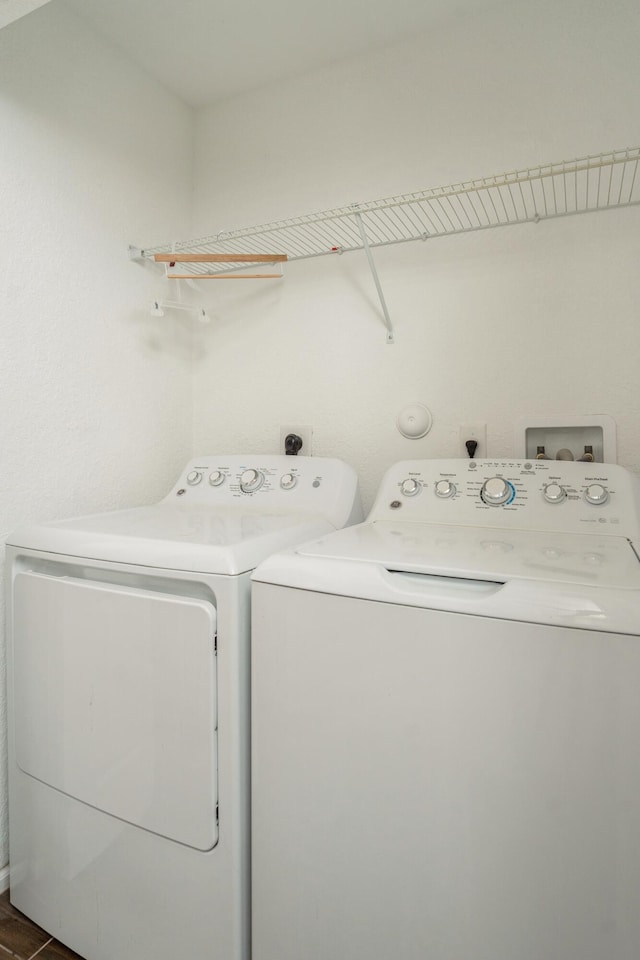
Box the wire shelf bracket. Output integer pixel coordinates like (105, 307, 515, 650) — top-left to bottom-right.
(354, 209, 394, 343)
(132, 147, 640, 344)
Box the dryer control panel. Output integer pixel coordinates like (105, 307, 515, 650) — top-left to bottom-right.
(166, 455, 363, 530)
(369, 459, 640, 539)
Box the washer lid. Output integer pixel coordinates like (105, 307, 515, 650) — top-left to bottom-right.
(253, 521, 640, 634)
(293, 520, 640, 590)
(7, 504, 338, 574)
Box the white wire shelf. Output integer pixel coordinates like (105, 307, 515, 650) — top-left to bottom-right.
(132, 147, 640, 343)
(137, 147, 640, 275)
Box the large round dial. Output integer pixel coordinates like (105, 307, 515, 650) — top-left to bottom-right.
(187, 470, 203, 485)
(240, 468, 265, 493)
(584, 483, 609, 506)
(481, 477, 512, 506)
(543, 482, 566, 504)
(400, 478, 421, 497)
(434, 479, 456, 499)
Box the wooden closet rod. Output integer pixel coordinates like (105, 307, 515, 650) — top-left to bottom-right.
(154, 253, 288, 263)
(166, 273, 283, 279)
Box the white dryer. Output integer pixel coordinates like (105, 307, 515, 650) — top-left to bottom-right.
(251, 458, 640, 960)
(6, 454, 362, 960)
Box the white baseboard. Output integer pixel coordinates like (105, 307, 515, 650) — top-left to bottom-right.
(0, 866, 9, 894)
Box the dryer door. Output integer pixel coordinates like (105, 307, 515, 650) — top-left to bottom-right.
(13, 572, 218, 851)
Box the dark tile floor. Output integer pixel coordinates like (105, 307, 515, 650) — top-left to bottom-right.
(0, 892, 83, 960)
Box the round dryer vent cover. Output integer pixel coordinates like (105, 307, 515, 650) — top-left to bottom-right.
(396, 403, 432, 439)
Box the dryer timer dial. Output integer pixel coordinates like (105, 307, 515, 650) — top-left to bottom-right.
(240, 469, 265, 493)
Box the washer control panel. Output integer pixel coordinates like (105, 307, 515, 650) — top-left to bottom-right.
(374, 459, 640, 538)
(165, 455, 363, 527)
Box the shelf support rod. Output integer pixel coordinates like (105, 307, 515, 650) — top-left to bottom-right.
(353, 210, 394, 344)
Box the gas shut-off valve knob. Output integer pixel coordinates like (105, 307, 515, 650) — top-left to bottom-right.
(543, 482, 566, 504)
(400, 478, 421, 497)
(584, 483, 609, 506)
(481, 477, 512, 506)
(240, 468, 265, 493)
(434, 480, 456, 499)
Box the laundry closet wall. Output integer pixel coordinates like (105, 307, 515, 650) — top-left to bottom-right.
(0, 4, 194, 868)
(191, 0, 640, 509)
(1, 0, 639, 889)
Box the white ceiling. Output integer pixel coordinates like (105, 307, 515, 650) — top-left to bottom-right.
(60, 0, 500, 108)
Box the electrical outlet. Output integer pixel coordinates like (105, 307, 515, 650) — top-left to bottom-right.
(279, 425, 313, 456)
(460, 423, 487, 459)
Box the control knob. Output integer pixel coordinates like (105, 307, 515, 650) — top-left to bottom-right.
(187, 470, 203, 485)
(240, 468, 265, 493)
(400, 478, 421, 497)
(543, 482, 566, 504)
(280, 473, 297, 490)
(209, 470, 225, 486)
(481, 477, 513, 506)
(584, 483, 609, 506)
(434, 479, 456, 499)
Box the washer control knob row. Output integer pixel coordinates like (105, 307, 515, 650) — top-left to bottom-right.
(434, 479, 456, 499)
(280, 473, 297, 490)
(240, 468, 265, 493)
(584, 483, 609, 506)
(481, 477, 512, 506)
(209, 470, 225, 487)
(400, 478, 421, 497)
(543, 482, 566, 504)
(187, 470, 203, 485)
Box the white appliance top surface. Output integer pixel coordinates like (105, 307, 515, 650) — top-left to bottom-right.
(290, 457, 640, 587)
(253, 460, 640, 633)
(7, 455, 362, 575)
(296, 520, 640, 590)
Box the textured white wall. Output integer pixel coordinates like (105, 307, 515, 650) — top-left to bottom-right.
(0, 4, 194, 864)
(0, 0, 51, 30)
(192, 0, 640, 509)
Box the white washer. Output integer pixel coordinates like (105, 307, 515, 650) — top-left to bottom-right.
(251, 458, 640, 960)
(6, 454, 362, 960)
